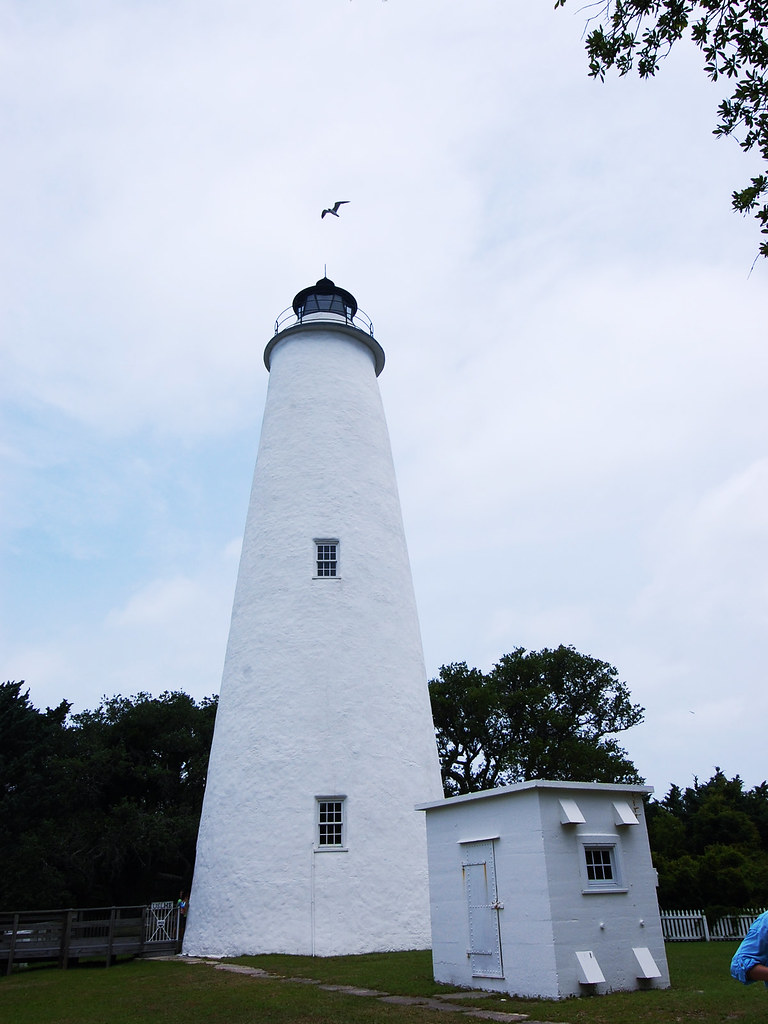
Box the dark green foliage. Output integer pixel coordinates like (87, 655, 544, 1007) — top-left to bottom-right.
(63, 691, 218, 904)
(647, 768, 768, 909)
(556, 0, 768, 257)
(0, 682, 75, 907)
(429, 645, 644, 796)
(0, 682, 217, 911)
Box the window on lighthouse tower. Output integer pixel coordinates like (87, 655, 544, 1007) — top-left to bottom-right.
(315, 540, 338, 577)
(316, 798, 346, 847)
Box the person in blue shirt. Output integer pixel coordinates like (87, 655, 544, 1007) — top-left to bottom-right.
(176, 892, 188, 938)
(731, 911, 768, 985)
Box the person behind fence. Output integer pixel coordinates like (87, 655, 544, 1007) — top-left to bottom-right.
(177, 892, 188, 935)
(731, 910, 768, 986)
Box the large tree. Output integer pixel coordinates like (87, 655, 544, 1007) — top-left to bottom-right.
(429, 645, 644, 796)
(556, 0, 768, 256)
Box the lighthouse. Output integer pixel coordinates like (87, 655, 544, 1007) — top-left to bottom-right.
(184, 277, 444, 957)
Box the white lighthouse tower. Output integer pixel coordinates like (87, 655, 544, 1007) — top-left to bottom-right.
(184, 277, 444, 957)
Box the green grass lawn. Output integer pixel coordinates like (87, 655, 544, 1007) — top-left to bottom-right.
(2, 943, 767, 1024)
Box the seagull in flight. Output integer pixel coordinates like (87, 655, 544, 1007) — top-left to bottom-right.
(321, 201, 349, 219)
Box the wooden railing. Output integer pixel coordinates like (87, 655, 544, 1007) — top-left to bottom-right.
(1, 904, 180, 974)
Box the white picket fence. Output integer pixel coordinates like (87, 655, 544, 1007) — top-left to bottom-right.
(661, 908, 766, 942)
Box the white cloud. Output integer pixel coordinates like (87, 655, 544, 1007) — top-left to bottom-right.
(6, 544, 239, 714)
(637, 458, 768, 628)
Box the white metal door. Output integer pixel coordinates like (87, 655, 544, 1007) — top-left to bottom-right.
(462, 840, 504, 978)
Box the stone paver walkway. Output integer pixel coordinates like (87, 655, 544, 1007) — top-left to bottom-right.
(155, 956, 567, 1024)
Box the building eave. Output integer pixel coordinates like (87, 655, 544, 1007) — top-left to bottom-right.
(415, 779, 654, 812)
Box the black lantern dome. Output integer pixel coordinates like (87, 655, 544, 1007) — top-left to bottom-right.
(292, 277, 358, 319)
(272, 276, 375, 341)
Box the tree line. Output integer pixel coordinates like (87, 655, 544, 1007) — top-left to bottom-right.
(3, 648, 768, 914)
(647, 769, 768, 914)
(0, 681, 216, 911)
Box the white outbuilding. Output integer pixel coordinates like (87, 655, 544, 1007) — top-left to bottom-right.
(417, 780, 670, 999)
(184, 278, 444, 958)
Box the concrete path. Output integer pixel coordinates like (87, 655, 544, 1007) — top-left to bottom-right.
(156, 956, 567, 1024)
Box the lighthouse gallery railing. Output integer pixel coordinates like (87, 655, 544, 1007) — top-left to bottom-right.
(274, 306, 375, 337)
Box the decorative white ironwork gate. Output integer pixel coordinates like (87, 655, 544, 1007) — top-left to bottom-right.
(145, 901, 179, 944)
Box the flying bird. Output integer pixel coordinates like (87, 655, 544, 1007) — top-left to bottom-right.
(321, 201, 349, 219)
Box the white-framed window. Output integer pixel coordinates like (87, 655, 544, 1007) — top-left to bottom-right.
(585, 846, 614, 882)
(316, 797, 346, 849)
(314, 540, 338, 578)
(579, 835, 626, 893)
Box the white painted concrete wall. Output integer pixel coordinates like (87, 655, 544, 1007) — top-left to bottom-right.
(538, 784, 669, 997)
(419, 781, 670, 999)
(184, 317, 443, 957)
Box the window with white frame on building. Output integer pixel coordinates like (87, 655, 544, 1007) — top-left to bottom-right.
(315, 540, 338, 578)
(316, 797, 345, 848)
(580, 837, 625, 892)
(585, 846, 614, 882)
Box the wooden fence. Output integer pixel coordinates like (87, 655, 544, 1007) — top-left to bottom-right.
(661, 908, 766, 942)
(1, 903, 181, 974)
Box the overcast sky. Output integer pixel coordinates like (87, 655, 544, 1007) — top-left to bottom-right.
(2, 0, 767, 800)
